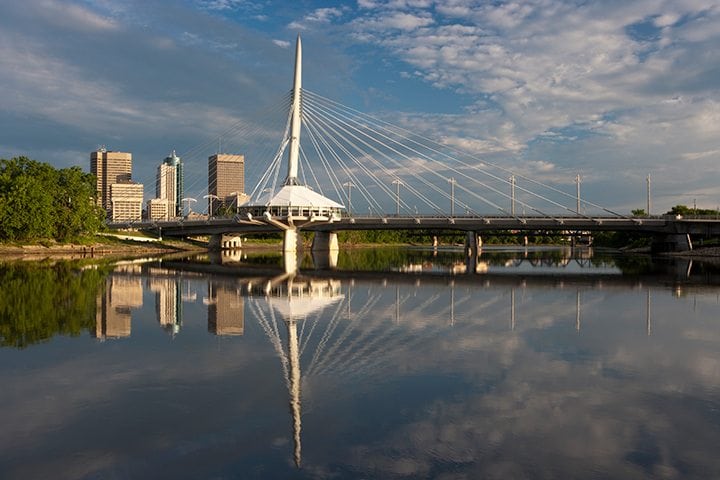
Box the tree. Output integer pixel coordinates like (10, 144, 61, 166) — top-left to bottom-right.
(0, 157, 105, 242)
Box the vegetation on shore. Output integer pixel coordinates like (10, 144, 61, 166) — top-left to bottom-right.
(0, 156, 105, 243)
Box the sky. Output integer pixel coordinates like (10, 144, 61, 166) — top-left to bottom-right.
(1, 0, 719, 213)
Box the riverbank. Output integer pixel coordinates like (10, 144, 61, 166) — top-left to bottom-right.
(0, 236, 206, 260)
(671, 246, 720, 258)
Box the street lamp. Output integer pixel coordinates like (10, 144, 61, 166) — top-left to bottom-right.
(391, 179, 403, 216)
(203, 194, 219, 218)
(181, 197, 197, 217)
(343, 182, 354, 215)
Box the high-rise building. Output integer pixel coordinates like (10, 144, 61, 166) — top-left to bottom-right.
(208, 153, 246, 212)
(163, 151, 183, 217)
(90, 148, 132, 212)
(156, 162, 177, 219)
(110, 182, 144, 221)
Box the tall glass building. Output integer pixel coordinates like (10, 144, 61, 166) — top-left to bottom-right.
(163, 151, 183, 217)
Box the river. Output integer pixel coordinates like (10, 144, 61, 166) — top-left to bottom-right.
(1, 246, 719, 479)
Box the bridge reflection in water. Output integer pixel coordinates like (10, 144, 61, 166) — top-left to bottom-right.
(86, 248, 718, 467)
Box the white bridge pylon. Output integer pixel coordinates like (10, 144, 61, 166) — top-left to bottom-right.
(239, 35, 344, 265)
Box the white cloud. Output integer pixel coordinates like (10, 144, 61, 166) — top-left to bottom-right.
(38, 0, 118, 31)
(288, 7, 344, 30)
(351, 11, 434, 32)
(343, 0, 720, 211)
(272, 39, 291, 49)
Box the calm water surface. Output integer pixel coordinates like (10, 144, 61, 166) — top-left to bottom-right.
(1, 247, 720, 479)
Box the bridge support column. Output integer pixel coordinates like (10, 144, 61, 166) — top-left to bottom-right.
(283, 228, 300, 274)
(651, 233, 693, 253)
(311, 231, 339, 270)
(283, 228, 300, 252)
(465, 232, 481, 257)
(311, 231, 339, 252)
(209, 234, 242, 251)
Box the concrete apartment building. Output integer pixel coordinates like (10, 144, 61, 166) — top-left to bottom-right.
(208, 153, 248, 213)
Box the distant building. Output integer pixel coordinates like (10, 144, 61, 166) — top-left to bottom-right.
(156, 163, 177, 219)
(162, 151, 183, 217)
(146, 198, 170, 221)
(90, 148, 132, 213)
(110, 182, 143, 221)
(208, 153, 247, 213)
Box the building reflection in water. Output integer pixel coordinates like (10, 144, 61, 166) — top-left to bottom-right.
(148, 276, 183, 335)
(207, 283, 244, 336)
(94, 267, 143, 340)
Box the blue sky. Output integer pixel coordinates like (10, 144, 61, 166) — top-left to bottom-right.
(1, 0, 719, 213)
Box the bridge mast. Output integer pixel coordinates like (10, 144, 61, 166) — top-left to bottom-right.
(286, 35, 302, 185)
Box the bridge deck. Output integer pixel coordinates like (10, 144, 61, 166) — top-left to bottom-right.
(104, 214, 720, 237)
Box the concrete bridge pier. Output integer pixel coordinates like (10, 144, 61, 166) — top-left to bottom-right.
(311, 231, 339, 269)
(651, 233, 693, 253)
(209, 234, 242, 251)
(465, 231, 482, 257)
(311, 231, 339, 252)
(283, 228, 301, 252)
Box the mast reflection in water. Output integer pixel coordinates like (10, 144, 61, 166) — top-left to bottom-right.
(1, 247, 720, 479)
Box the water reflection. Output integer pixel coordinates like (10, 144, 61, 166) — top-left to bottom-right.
(207, 282, 244, 336)
(2, 249, 720, 478)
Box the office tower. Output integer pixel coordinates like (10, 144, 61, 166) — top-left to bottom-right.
(163, 151, 183, 217)
(208, 153, 246, 212)
(110, 182, 144, 221)
(207, 283, 244, 335)
(156, 161, 177, 219)
(90, 148, 132, 212)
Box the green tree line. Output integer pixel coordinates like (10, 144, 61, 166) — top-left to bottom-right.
(0, 156, 105, 242)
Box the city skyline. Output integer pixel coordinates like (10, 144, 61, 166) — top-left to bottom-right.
(1, 1, 719, 213)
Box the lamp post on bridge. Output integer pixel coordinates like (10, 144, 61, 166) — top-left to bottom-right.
(391, 179, 403, 216)
(646, 173, 651, 216)
(343, 182, 354, 215)
(449, 177, 456, 217)
(181, 197, 197, 217)
(203, 194, 219, 218)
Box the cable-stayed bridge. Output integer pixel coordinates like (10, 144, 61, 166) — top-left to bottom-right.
(109, 36, 720, 258)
